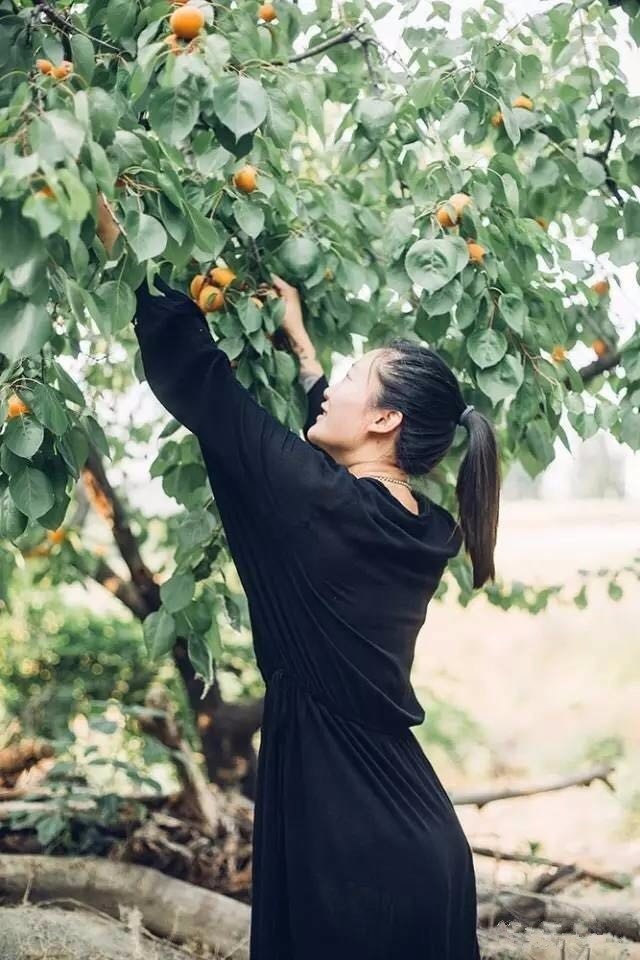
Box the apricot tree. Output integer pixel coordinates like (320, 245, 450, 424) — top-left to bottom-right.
(1, 0, 639, 792)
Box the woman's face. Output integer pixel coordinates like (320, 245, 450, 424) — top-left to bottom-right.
(307, 348, 398, 461)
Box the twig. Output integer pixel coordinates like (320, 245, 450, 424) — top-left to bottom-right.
(471, 845, 625, 890)
(450, 761, 615, 808)
(282, 22, 366, 65)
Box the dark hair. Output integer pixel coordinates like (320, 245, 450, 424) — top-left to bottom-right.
(371, 338, 501, 590)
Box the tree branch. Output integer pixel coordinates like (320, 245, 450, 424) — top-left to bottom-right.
(90, 557, 150, 620)
(450, 761, 615, 808)
(82, 449, 160, 612)
(282, 22, 366, 65)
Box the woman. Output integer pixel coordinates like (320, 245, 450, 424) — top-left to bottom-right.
(97, 196, 499, 959)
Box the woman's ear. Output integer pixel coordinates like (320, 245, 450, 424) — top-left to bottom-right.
(371, 408, 403, 435)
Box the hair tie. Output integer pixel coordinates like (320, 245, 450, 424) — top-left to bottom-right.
(458, 404, 474, 428)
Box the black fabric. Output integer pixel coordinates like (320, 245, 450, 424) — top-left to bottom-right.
(133, 275, 481, 959)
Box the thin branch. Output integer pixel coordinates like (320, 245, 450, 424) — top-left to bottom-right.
(282, 22, 366, 65)
(450, 761, 615, 808)
(33, 0, 72, 36)
(90, 557, 150, 620)
(471, 845, 625, 890)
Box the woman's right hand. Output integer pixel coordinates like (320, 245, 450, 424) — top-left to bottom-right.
(269, 274, 323, 379)
(270, 274, 306, 341)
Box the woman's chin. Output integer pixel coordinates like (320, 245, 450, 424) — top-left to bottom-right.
(307, 416, 326, 445)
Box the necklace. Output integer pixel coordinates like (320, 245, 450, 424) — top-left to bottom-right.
(367, 474, 413, 492)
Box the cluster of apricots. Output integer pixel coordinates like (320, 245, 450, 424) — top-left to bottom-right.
(36, 58, 73, 80)
(491, 95, 534, 127)
(164, 2, 276, 50)
(189, 265, 238, 313)
(434, 194, 486, 262)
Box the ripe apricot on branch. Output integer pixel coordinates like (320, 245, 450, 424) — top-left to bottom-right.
(591, 279, 609, 296)
(466, 240, 486, 263)
(512, 95, 533, 110)
(436, 192, 471, 228)
(36, 58, 53, 75)
(490, 110, 503, 127)
(551, 345, 566, 363)
(6, 394, 30, 419)
(233, 165, 258, 193)
(258, 3, 277, 22)
(36, 185, 55, 199)
(591, 338, 608, 358)
(209, 266, 236, 288)
(535, 216, 548, 230)
(198, 284, 225, 312)
(47, 528, 66, 545)
(52, 60, 73, 80)
(190, 274, 207, 300)
(170, 6, 205, 40)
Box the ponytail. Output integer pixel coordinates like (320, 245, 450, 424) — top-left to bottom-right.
(454, 409, 501, 589)
(372, 338, 501, 590)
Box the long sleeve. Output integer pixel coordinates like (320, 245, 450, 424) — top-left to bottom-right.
(133, 275, 345, 526)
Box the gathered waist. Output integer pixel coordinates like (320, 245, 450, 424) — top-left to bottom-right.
(265, 666, 420, 740)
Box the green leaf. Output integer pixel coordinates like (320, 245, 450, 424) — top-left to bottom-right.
(26, 382, 70, 436)
(70, 33, 95, 84)
(203, 34, 231, 72)
(236, 298, 263, 334)
(4, 415, 44, 459)
(149, 86, 200, 145)
(621, 407, 640, 449)
(176, 509, 216, 551)
(160, 572, 195, 613)
(476, 353, 524, 403)
(36, 813, 67, 846)
(0, 299, 51, 361)
(94, 281, 136, 334)
(186, 207, 227, 258)
(106, 0, 137, 40)
(0, 486, 27, 540)
(439, 101, 469, 140)
(502, 174, 519, 215)
(577, 156, 606, 186)
(499, 292, 527, 335)
(500, 103, 520, 146)
(404, 237, 469, 294)
(419, 279, 462, 317)
(82, 414, 110, 458)
(278, 236, 320, 280)
(213, 76, 268, 140)
(45, 110, 86, 159)
(125, 210, 167, 263)
(143, 608, 177, 660)
(188, 633, 214, 695)
(9, 467, 55, 520)
(357, 98, 395, 140)
(467, 328, 508, 369)
(233, 198, 265, 238)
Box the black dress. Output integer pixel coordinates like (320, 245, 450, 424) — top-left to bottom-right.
(133, 276, 481, 960)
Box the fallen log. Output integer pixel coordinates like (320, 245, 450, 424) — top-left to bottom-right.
(476, 879, 640, 941)
(0, 740, 54, 788)
(479, 923, 640, 959)
(0, 854, 251, 958)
